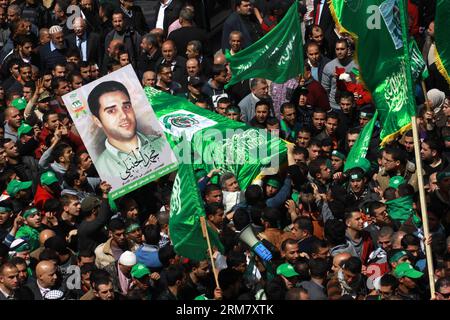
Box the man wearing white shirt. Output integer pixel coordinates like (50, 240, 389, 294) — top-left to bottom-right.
(26, 261, 59, 300)
(152, 0, 183, 32)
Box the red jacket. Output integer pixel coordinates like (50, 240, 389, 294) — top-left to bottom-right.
(306, 80, 331, 110)
(34, 184, 55, 211)
(36, 128, 86, 159)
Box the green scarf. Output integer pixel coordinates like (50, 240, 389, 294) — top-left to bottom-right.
(386, 195, 422, 227)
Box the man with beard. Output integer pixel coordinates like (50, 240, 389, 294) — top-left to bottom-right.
(376, 146, 419, 192)
(33, 171, 61, 211)
(155, 63, 182, 95)
(420, 138, 449, 178)
(39, 25, 67, 72)
(4, 107, 22, 142)
(400, 130, 415, 163)
(180, 259, 213, 300)
(321, 39, 357, 110)
(95, 218, 130, 268)
(280, 103, 301, 143)
(137, 34, 160, 78)
(281, 239, 301, 265)
(344, 209, 374, 266)
(3, 138, 39, 186)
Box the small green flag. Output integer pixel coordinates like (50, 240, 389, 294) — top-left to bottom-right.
(409, 39, 429, 82)
(224, 1, 303, 88)
(435, 0, 450, 86)
(169, 162, 224, 260)
(344, 111, 378, 172)
(330, 0, 417, 146)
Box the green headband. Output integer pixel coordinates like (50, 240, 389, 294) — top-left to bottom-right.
(23, 208, 38, 219)
(389, 250, 408, 264)
(125, 223, 140, 234)
(350, 173, 364, 180)
(266, 178, 280, 189)
(226, 106, 240, 113)
(331, 150, 345, 160)
(0, 206, 12, 212)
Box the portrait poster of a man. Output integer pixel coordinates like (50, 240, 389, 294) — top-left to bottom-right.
(62, 65, 177, 199)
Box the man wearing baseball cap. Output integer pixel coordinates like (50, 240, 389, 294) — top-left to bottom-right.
(394, 262, 423, 300)
(15, 208, 42, 251)
(34, 171, 61, 211)
(130, 263, 153, 299)
(276, 263, 299, 290)
(6, 179, 33, 212)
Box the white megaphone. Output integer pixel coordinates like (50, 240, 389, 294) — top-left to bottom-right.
(239, 225, 272, 261)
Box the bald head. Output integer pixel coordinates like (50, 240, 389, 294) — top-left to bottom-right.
(161, 40, 176, 62)
(214, 52, 226, 65)
(36, 261, 57, 288)
(73, 17, 86, 37)
(391, 231, 407, 249)
(5, 107, 22, 129)
(332, 252, 352, 273)
(39, 229, 56, 246)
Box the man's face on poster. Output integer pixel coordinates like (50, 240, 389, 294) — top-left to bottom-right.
(93, 90, 137, 143)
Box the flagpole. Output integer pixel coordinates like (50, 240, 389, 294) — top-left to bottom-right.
(410, 115, 435, 299)
(200, 216, 220, 289)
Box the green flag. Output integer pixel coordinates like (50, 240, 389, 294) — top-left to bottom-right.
(169, 162, 224, 260)
(409, 39, 429, 82)
(344, 111, 378, 172)
(224, 1, 303, 88)
(435, 0, 450, 86)
(145, 87, 287, 189)
(330, 0, 416, 146)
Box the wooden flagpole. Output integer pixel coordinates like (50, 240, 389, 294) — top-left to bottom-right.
(410, 81, 435, 299)
(200, 216, 220, 289)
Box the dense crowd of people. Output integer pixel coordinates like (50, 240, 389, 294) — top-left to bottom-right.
(0, 0, 449, 301)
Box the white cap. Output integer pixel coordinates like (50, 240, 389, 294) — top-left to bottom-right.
(49, 25, 63, 34)
(119, 251, 136, 266)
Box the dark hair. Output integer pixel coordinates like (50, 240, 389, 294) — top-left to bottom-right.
(142, 224, 161, 245)
(87, 81, 130, 119)
(90, 269, 112, 289)
(254, 99, 270, 110)
(80, 263, 97, 275)
(244, 184, 264, 206)
(218, 268, 241, 291)
(397, 183, 415, 198)
(9, 256, 27, 266)
(293, 146, 308, 160)
(205, 203, 224, 217)
(39, 248, 59, 262)
(51, 76, 68, 92)
(309, 139, 322, 148)
(308, 158, 327, 179)
(401, 233, 420, 248)
(42, 111, 58, 124)
(99, 2, 114, 20)
(422, 137, 443, 156)
(380, 273, 398, 289)
(51, 143, 71, 163)
(266, 117, 279, 126)
(324, 219, 346, 246)
(383, 187, 397, 201)
(262, 207, 280, 228)
(78, 249, 95, 260)
(165, 264, 185, 286)
(280, 102, 295, 114)
(339, 91, 354, 101)
(384, 146, 407, 166)
(281, 238, 298, 252)
(435, 276, 450, 293)
(342, 256, 362, 274)
(309, 258, 329, 278)
(311, 239, 329, 255)
(204, 183, 221, 196)
(226, 250, 246, 268)
(211, 64, 227, 77)
(366, 201, 385, 217)
(108, 218, 125, 232)
(158, 244, 175, 267)
(293, 216, 314, 235)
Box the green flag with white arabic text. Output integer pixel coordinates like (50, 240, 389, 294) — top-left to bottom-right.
(169, 162, 224, 260)
(225, 1, 303, 88)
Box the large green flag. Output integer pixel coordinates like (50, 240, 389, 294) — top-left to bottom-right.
(224, 1, 303, 88)
(344, 111, 378, 172)
(330, 0, 416, 146)
(435, 0, 450, 86)
(145, 87, 287, 189)
(409, 39, 428, 82)
(169, 162, 224, 260)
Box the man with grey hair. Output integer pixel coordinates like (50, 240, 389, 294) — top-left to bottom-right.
(65, 17, 101, 62)
(137, 33, 161, 77)
(239, 78, 273, 123)
(167, 6, 208, 59)
(228, 31, 243, 56)
(220, 172, 243, 214)
(39, 25, 67, 70)
(185, 40, 212, 77)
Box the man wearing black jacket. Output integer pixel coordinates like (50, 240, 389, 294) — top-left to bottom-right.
(77, 185, 113, 252)
(119, 0, 148, 35)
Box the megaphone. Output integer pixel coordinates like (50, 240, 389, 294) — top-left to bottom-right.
(239, 224, 272, 261)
